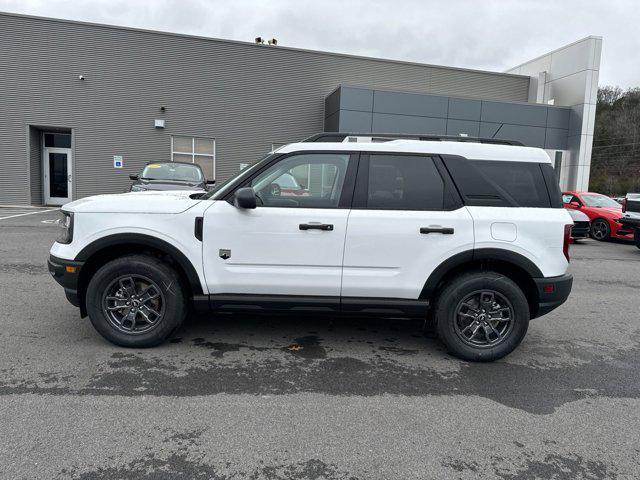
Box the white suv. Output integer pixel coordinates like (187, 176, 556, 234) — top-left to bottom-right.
(49, 134, 573, 361)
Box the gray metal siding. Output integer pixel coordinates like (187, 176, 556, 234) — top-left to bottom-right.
(0, 13, 531, 204)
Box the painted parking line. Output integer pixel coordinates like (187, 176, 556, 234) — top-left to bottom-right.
(0, 208, 59, 221)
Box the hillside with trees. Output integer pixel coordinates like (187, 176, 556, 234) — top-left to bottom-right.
(590, 86, 640, 195)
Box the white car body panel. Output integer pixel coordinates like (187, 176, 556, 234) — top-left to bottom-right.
(467, 206, 571, 277)
(201, 200, 349, 296)
(566, 208, 590, 222)
(342, 207, 474, 298)
(277, 140, 552, 163)
(51, 197, 211, 294)
(63, 190, 202, 214)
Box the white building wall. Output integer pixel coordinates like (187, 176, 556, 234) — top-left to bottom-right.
(507, 36, 602, 191)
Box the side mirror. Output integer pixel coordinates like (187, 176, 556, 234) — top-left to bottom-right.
(233, 187, 257, 209)
(129, 174, 139, 181)
(569, 200, 581, 208)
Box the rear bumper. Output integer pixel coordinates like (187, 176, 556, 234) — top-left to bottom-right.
(533, 273, 573, 318)
(48, 255, 84, 307)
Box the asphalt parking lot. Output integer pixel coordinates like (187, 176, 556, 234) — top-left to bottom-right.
(1, 209, 639, 479)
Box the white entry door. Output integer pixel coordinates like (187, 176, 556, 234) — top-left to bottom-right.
(43, 147, 72, 205)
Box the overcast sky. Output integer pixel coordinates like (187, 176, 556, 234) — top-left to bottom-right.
(1, 0, 638, 88)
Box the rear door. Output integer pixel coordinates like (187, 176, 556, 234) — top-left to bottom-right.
(202, 152, 357, 298)
(341, 153, 474, 300)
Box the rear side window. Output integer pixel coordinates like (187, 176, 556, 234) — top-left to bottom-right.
(442, 156, 558, 208)
(366, 155, 444, 210)
(470, 160, 550, 208)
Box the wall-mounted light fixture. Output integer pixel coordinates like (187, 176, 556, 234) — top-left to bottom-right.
(154, 119, 165, 129)
(78, 75, 85, 80)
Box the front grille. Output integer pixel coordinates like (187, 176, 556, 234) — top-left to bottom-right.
(571, 221, 590, 238)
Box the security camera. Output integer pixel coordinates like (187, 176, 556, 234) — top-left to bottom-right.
(78, 75, 85, 80)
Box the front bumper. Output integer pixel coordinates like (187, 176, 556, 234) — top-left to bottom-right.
(48, 255, 84, 307)
(617, 217, 640, 230)
(570, 221, 590, 239)
(533, 273, 573, 318)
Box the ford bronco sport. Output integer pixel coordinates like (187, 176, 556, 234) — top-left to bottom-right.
(49, 133, 573, 361)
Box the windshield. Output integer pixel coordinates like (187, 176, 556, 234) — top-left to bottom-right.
(141, 163, 203, 183)
(201, 153, 275, 200)
(581, 194, 621, 208)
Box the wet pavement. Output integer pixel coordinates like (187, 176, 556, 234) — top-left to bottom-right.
(1, 210, 639, 479)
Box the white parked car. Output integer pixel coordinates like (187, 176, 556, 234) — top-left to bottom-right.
(565, 208, 590, 240)
(49, 134, 573, 361)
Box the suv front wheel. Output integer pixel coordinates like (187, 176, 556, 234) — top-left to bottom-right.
(434, 271, 530, 362)
(85, 254, 187, 347)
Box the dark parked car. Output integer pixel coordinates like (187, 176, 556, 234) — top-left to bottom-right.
(619, 193, 640, 248)
(129, 161, 214, 192)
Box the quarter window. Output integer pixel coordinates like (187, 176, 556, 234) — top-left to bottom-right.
(171, 135, 215, 180)
(250, 153, 350, 208)
(366, 155, 444, 210)
(470, 161, 550, 208)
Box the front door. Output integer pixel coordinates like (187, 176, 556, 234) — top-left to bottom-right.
(202, 152, 356, 297)
(43, 133, 72, 205)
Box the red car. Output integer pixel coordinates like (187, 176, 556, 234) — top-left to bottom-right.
(562, 191, 634, 241)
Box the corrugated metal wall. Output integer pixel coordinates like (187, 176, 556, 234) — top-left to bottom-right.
(0, 13, 530, 205)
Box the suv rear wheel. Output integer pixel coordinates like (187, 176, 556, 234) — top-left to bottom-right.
(86, 254, 186, 347)
(434, 271, 529, 362)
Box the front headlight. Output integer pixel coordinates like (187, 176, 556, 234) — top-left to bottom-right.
(130, 185, 146, 192)
(56, 211, 74, 244)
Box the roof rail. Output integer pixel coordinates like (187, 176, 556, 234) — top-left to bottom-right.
(302, 132, 524, 146)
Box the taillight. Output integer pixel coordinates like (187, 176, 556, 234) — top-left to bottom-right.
(563, 224, 572, 262)
(622, 198, 627, 212)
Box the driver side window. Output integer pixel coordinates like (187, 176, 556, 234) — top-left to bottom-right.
(250, 153, 350, 208)
(562, 194, 580, 205)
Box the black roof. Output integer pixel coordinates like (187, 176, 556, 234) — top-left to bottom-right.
(302, 132, 524, 146)
(144, 160, 204, 169)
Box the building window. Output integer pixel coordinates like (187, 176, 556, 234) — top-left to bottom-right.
(44, 133, 71, 148)
(171, 135, 215, 180)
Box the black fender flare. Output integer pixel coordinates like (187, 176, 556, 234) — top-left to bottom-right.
(420, 248, 543, 299)
(76, 233, 203, 295)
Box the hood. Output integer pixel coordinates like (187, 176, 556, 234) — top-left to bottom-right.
(566, 208, 590, 222)
(593, 206, 623, 217)
(62, 190, 205, 214)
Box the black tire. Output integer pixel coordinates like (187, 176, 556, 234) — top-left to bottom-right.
(434, 271, 530, 362)
(635, 229, 640, 249)
(590, 218, 610, 241)
(86, 254, 187, 347)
